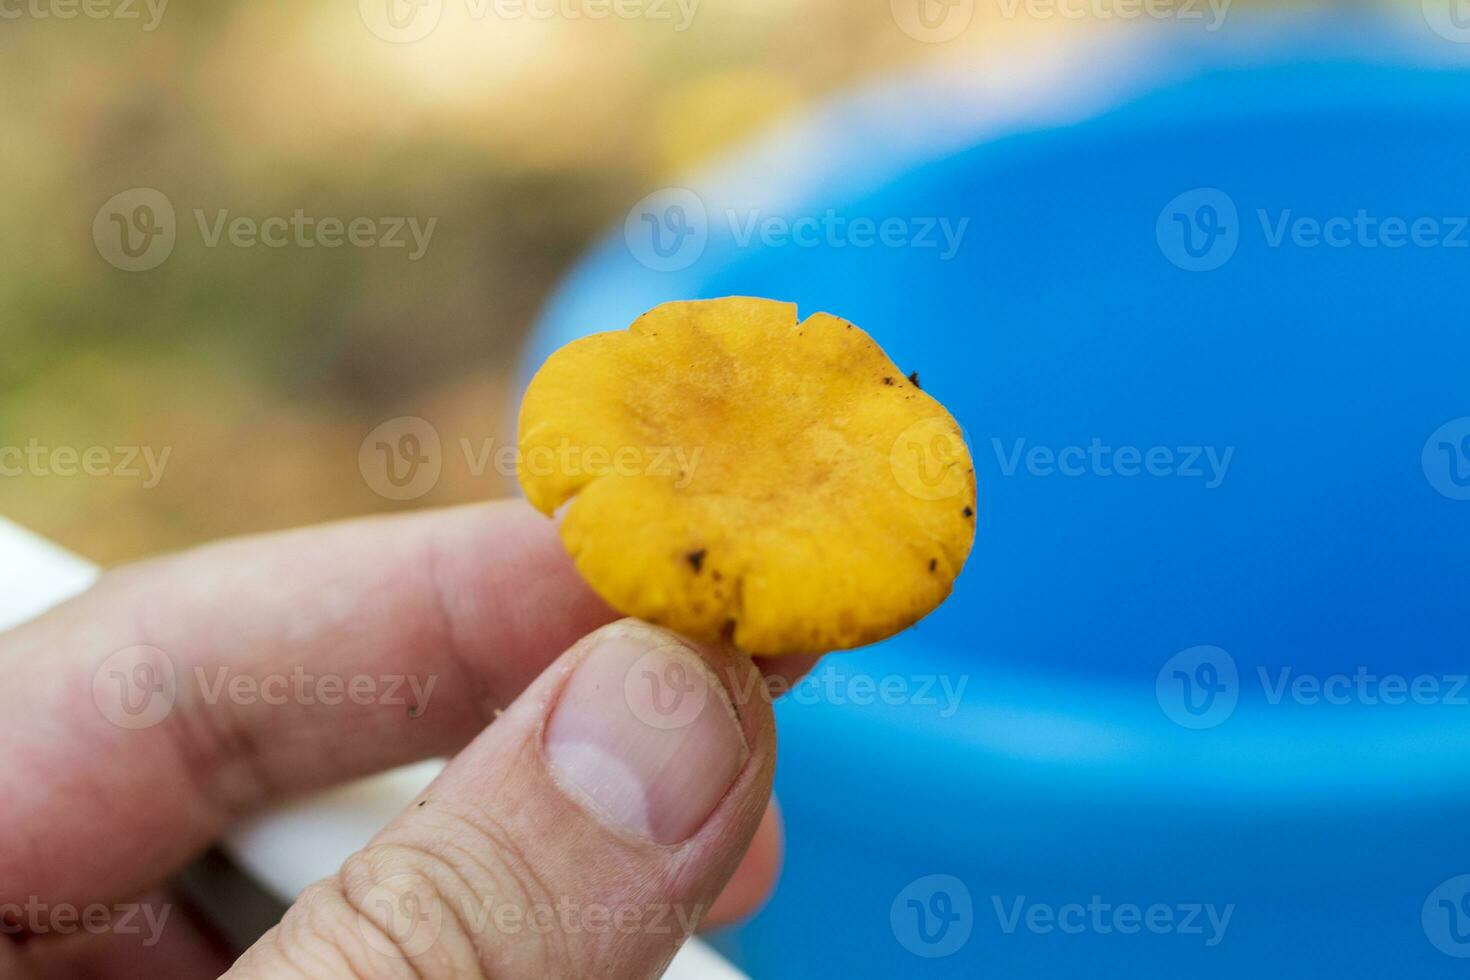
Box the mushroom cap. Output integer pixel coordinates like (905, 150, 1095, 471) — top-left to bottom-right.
(517, 296, 976, 656)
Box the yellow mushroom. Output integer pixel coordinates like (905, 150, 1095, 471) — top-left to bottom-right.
(517, 296, 976, 656)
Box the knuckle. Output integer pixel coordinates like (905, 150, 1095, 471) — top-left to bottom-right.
(335, 843, 474, 972)
(421, 806, 585, 976)
(244, 878, 417, 979)
(331, 807, 584, 978)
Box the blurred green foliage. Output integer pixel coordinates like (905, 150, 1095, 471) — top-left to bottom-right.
(0, 0, 1286, 561)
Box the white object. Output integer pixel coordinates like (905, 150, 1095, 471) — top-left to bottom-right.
(0, 518, 99, 632)
(0, 515, 745, 979)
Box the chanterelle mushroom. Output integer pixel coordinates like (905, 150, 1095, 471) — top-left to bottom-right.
(517, 296, 976, 656)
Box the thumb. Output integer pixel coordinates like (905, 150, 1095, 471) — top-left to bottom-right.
(224, 619, 774, 980)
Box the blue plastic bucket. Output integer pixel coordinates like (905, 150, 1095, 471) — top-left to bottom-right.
(523, 15, 1470, 977)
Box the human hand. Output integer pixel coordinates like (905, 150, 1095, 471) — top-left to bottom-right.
(2, 502, 808, 978)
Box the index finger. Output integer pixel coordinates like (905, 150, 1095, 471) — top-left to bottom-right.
(1, 501, 616, 910)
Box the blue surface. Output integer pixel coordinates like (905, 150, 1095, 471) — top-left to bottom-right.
(524, 19, 1470, 978)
